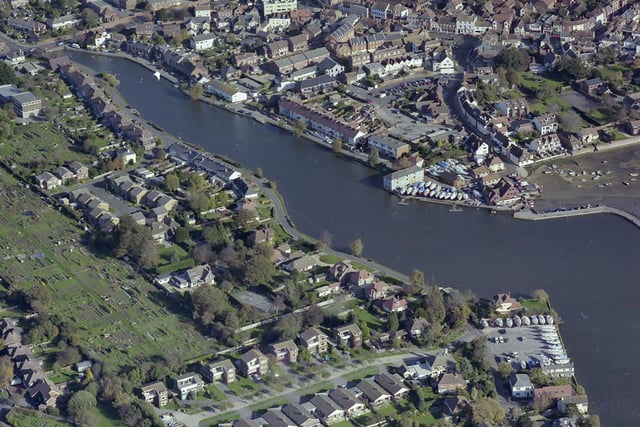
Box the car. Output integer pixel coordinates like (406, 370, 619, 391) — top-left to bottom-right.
(57, 41, 64, 46)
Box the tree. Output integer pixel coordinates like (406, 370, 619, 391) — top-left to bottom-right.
(424, 286, 446, 324)
(0, 356, 13, 388)
(349, 238, 364, 257)
(67, 390, 97, 425)
(472, 397, 505, 426)
(188, 191, 212, 214)
(293, 119, 306, 137)
(497, 361, 514, 378)
(494, 47, 528, 72)
(189, 83, 204, 100)
(332, 138, 343, 153)
(164, 173, 179, 192)
(81, 8, 100, 28)
(388, 312, 399, 331)
(0, 62, 18, 86)
(531, 289, 549, 302)
(244, 244, 277, 286)
(409, 269, 425, 288)
(304, 304, 324, 326)
(173, 227, 189, 244)
(558, 111, 582, 133)
(255, 167, 263, 178)
(368, 147, 380, 167)
(581, 415, 601, 427)
(235, 209, 255, 230)
(191, 285, 227, 326)
(318, 230, 333, 250)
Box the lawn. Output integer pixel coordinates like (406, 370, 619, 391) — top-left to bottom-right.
(248, 396, 289, 412)
(520, 298, 549, 314)
(319, 254, 342, 264)
(48, 370, 78, 385)
(90, 402, 126, 427)
(331, 422, 355, 427)
(157, 244, 190, 266)
(353, 308, 383, 329)
(343, 365, 381, 381)
(0, 169, 219, 372)
(5, 407, 71, 427)
(205, 384, 226, 401)
(199, 411, 240, 427)
(226, 375, 259, 396)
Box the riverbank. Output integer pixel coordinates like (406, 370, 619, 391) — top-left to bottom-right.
(514, 205, 640, 228)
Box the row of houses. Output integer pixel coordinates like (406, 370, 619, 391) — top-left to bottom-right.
(35, 161, 89, 190)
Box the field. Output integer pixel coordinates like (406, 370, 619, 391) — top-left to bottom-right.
(5, 407, 71, 427)
(518, 73, 571, 114)
(0, 169, 218, 371)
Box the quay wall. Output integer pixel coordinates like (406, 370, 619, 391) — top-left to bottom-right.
(514, 206, 640, 228)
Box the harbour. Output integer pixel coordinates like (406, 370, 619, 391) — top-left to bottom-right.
(69, 51, 640, 426)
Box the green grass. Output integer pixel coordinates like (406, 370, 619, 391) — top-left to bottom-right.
(319, 254, 342, 264)
(344, 298, 365, 310)
(90, 402, 126, 427)
(520, 298, 549, 314)
(350, 261, 375, 272)
(48, 370, 77, 385)
(353, 309, 383, 329)
(157, 245, 190, 267)
(343, 365, 381, 381)
(379, 404, 397, 417)
(248, 396, 289, 412)
(413, 412, 437, 425)
(0, 169, 219, 372)
(5, 407, 71, 427)
(199, 411, 240, 427)
(226, 375, 259, 396)
(205, 384, 226, 401)
(299, 380, 333, 397)
(331, 422, 355, 427)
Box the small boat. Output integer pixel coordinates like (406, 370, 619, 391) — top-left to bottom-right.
(480, 319, 489, 329)
(531, 316, 539, 325)
(522, 316, 531, 326)
(495, 318, 504, 327)
(438, 192, 446, 199)
(153, 71, 161, 81)
(457, 193, 464, 201)
(514, 316, 522, 327)
(429, 190, 436, 197)
(546, 315, 554, 325)
(538, 315, 546, 325)
(505, 318, 513, 328)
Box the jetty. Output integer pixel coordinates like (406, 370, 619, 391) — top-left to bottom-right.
(514, 206, 640, 229)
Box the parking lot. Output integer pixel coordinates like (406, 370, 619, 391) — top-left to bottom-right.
(482, 324, 567, 370)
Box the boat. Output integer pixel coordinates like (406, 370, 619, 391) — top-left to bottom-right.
(429, 190, 436, 197)
(438, 192, 446, 199)
(495, 318, 503, 327)
(522, 316, 531, 326)
(513, 316, 522, 327)
(457, 193, 464, 201)
(480, 319, 489, 329)
(531, 316, 539, 325)
(538, 315, 546, 325)
(546, 315, 554, 325)
(153, 71, 161, 81)
(505, 318, 514, 328)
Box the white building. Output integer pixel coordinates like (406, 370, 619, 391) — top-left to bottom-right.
(205, 80, 248, 103)
(533, 114, 559, 136)
(383, 166, 424, 191)
(509, 374, 533, 399)
(431, 54, 455, 74)
(190, 33, 216, 51)
(259, 0, 297, 16)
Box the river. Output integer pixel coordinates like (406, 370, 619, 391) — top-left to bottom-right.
(69, 51, 640, 425)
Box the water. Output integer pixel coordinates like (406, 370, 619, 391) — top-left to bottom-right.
(70, 52, 640, 425)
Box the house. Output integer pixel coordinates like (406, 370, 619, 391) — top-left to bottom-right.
(283, 255, 316, 272)
(356, 378, 392, 407)
(510, 373, 534, 399)
(488, 156, 505, 172)
(171, 264, 215, 289)
(439, 171, 467, 189)
(444, 395, 470, 415)
(299, 327, 329, 355)
(282, 403, 321, 427)
(11, 92, 41, 118)
(533, 114, 559, 136)
(328, 261, 354, 283)
(139, 381, 169, 407)
(508, 145, 534, 166)
(348, 270, 374, 287)
(201, 359, 236, 384)
(437, 373, 466, 394)
(47, 14, 82, 30)
(309, 394, 345, 424)
(406, 318, 430, 338)
(74, 360, 92, 373)
(316, 58, 345, 78)
(380, 297, 408, 313)
(328, 388, 368, 417)
(27, 379, 57, 406)
(262, 409, 297, 427)
(374, 373, 409, 400)
(363, 282, 388, 301)
(432, 53, 455, 74)
(239, 349, 269, 377)
(367, 134, 411, 159)
(625, 120, 640, 136)
(54, 166, 75, 184)
(173, 372, 205, 400)
(383, 166, 424, 191)
(428, 351, 457, 377)
(493, 292, 523, 314)
(269, 339, 298, 363)
(205, 80, 248, 103)
(483, 178, 520, 205)
(399, 360, 432, 381)
(558, 395, 589, 415)
(534, 384, 573, 404)
(525, 133, 561, 155)
(69, 161, 89, 180)
(247, 228, 275, 246)
(36, 172, 62, 190)
(579, 77, 602, 96)
(335, 323, 362, 348)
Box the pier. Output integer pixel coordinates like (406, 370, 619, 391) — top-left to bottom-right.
(514, 206, 640, 228)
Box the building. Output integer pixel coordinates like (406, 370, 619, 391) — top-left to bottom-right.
(356, 378, 391, 407)
(282, 403, 321, 427)
(173, 372, 205, 400)
(382, 166, 424, 191)
(299, 327, 329, 355)
(328, 388, 368, 417)
(205, 80, 248, 103)
(558, 395, 589, 415)
(201, 359, 236, 384)
(533, 114, 559, 136)
(262, 409, 297, 427)
(269, 339, 299, 363)
(190, 33, 217, 51)
(11, 92, 41, 118)
(35, 172, 61, 190)
(239, 349, 269, 377)
(47, 14, 82, 30)
(510, 373, 534, 399)
(171, 264, 215, 289)
(493, 292, 523, 313)
(259, 0, 298, 16)
(309, 394, 345, 424)
(335, 323, 362, 348)
(139, 381, 168, 407)
(368, 134, 410, 159)
(374, 373, 409, 400)
(437, 373, 466, 394)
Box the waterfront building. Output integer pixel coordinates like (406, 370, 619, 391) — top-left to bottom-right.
(368, 134, 410, 159)
(205, 81, 248, 103)
(382, 166, 424, 191)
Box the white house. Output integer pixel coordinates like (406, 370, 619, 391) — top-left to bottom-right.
(431, 54, 455, 74)
(190, 33, 216, 51)
(383, 166, 424, 191)
(510, 374, 534, 399)
(205, 80, 248, 103)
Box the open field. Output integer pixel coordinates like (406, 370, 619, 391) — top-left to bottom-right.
(5, 407, 72, 427)
(0, 169, 218, 371)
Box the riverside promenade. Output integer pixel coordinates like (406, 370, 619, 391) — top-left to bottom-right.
(514, 206, 640, 228)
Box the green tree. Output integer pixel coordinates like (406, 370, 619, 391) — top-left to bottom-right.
(0, 356, 13, 388)
(0, 62, 18, 85)
(293, 119, 306, 137)
(255, 167, 263, 178)
(531, 288, 549, 302)
(409, 269, 425, 288)
(332, 138, 343, 153)
(472, 397, 505, 426)
(244, 244, 277, 286)
(81, 8, 100, 28)
(349, 238, 364, 257)
(164, 173, 179, 192)
(235, 209, 255, 230)
(368, 147, 380, 167)
(494, 47, 528, 72)
(189, 83, 204, 100)
(192, 285, 227, 326)
(203, 222, 229, 249)
(388, 312, 399, 331)
(497, 361, 514, 378)
(67, 390, 97, 425)
(424, 286, 446, 324)
(188, 192, 212, 214)
(173, 227, 189, 244)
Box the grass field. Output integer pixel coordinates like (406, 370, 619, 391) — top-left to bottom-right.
(226, 375, 259, 396)
(5, 407, 71, 427)
(0, 169, 218, 371)
(343, 365, 380, 381)
(520, 298, 549, 314)
(205, 384, 226, 401)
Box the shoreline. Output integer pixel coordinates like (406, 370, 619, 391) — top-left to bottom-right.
(67, 48, 640, 231)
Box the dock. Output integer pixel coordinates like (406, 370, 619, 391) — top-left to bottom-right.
(514, 206, 640, 229)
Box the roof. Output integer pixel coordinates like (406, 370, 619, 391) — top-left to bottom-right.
(12, 92, 39, 104)
(282, 403, 319, 425)
(357, 378, 389, 401)
(368, 134, 409, 150)
(299, 327, 327, 341)
(511, 373, 533, 389)
(240, 349, 266, 363)
(310, 394, 342, 416)
(329, 387, 363, 410)
(374, 373, 407, 395)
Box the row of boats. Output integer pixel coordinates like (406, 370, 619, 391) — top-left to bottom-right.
(537, 326, 570, 364)
(399, 181, 470, 201)
(427, 159, 472, 180)
(480, 314, 555, 329)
